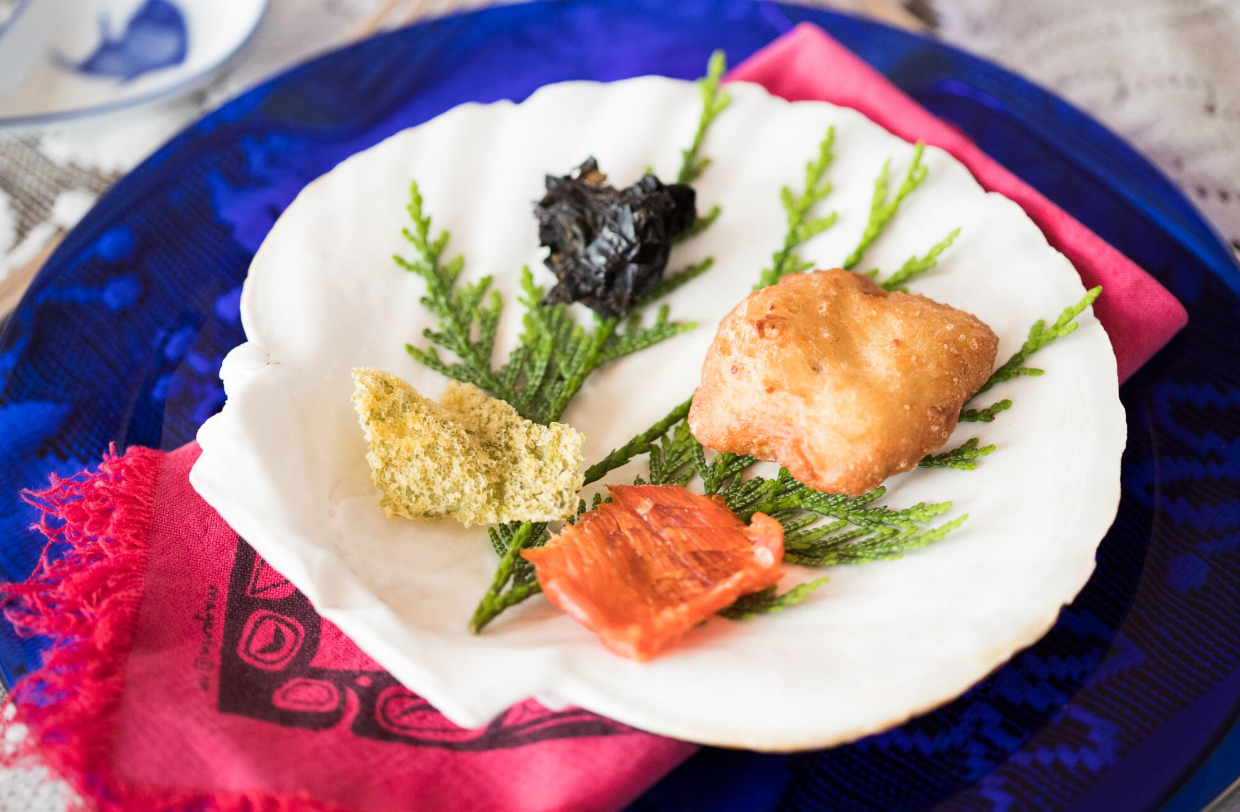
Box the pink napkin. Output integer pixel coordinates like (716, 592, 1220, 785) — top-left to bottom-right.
(0, 24, 1188, 812)
(729, 24, 1187, 382)
(3, 445, 693, 812)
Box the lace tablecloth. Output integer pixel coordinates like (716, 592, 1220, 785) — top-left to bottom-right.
(1, 0, 1237, 809)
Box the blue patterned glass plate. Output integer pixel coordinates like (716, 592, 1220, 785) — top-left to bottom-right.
(2, 2, 1238, 810)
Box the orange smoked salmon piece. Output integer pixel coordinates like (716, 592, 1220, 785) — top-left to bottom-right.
(522, 484, 785, 661)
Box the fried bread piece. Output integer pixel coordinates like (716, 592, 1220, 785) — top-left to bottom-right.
(689, 269, 999, 496)
(352, 368, 584, 526)
(522, 485, 784, 661)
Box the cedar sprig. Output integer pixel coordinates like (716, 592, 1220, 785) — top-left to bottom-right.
(397, 183, 504, 394)
(470, 403, 701, 634)
(919, 437, 995, 470)
(469, 133, 953, 631)
(786, 514, 968, 567)
(675, 206, 721, 243)
(962, 286, 1103, 420)
(876, 228, 961, 292)
(402, 230, 699, 425)
(843, 143, 928, 270)
(601, 306, 693, 364)
(927, 290, 1101, 456)
(475, 405, 965, 630)
(677, 50, 732, 184)
(645, 420, 700, 487)
(656, 423, 965, 568)
(581, 397, 695, 485)
(719, 577, 831, 620)
(639, 258, 715, 306)
(696, 449, 757, 497)
(960, 399, 1012, 424)
(704, 461, 963, 569)
(974, 285, 1103, 397)
(570, 492, 605, 524)
(470, 399, 695, 633)
(403, 46, 736, 427)
(471, 521, 544, 633)
(718, 465, 955, 533)
(500, 267, 683, 424)
(915, 286, 1102, 459)
(497, 267, 605, 422)
(468, 66, 1109, 632)
(755, 127, 838, 289)
(670, 53, 728, 247)
(510, 270, 696, 422)
(472, 138, 1103, 629)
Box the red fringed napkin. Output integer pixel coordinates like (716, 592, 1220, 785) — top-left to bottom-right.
(5, 445, 691, 811)
(1, 25, 1186, 812)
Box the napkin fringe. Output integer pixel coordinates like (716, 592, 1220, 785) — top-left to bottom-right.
(1, 444, 158, 805)
(0, 446, 345, 812)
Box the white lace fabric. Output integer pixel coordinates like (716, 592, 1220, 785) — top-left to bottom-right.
(936, 0, 1240, 259)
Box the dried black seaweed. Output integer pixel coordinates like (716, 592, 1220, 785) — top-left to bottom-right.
(535, 158, 697, 318)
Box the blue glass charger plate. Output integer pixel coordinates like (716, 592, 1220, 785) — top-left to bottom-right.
(2, 1, 1238, 810)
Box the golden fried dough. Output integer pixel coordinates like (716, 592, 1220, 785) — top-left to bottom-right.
(688, 269, 999, 496)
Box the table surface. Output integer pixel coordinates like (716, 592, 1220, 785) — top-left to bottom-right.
(1, 1, 1238, 810)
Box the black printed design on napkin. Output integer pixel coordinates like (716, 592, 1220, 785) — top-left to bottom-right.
(217, 536, 626, 749)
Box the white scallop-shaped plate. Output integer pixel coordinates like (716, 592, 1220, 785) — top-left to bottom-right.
(191, 77, 1125, 751)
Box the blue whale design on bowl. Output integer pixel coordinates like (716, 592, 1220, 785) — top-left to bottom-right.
(56, 0, 188, 82)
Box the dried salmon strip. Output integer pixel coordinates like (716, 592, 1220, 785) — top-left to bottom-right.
(522, 484, 784, 661)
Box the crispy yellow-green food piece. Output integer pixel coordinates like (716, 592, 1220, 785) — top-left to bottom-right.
(351, 368, 585, 527)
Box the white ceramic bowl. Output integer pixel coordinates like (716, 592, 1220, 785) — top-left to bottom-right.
(0, 0, 266, 126)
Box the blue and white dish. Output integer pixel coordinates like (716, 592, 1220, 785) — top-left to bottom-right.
(0, 0, 266, 127)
